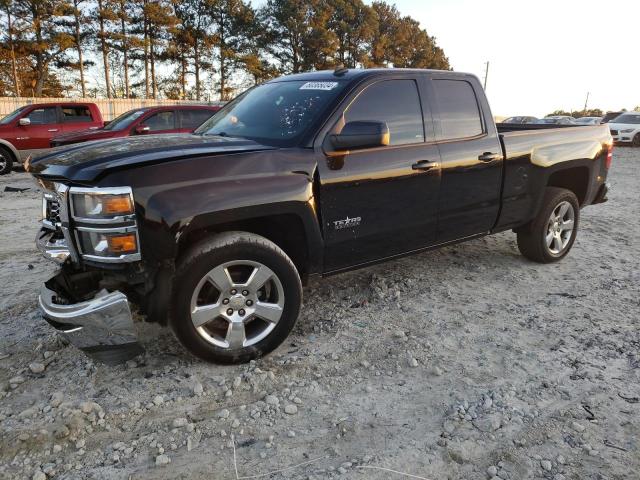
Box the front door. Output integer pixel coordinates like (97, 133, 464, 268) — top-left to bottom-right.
(317, 77, 442, 272)
(13, 106, 62, 151)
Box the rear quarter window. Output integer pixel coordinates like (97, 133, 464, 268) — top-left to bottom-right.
(179, 109, 216, 129)
(433, 79, 483, 140)
(62, 106, 93, 123)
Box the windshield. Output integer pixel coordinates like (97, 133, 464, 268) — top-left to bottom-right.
(104, 109, 147, 131)
(612, 114, 640, 125)
(0, 106, 28, 125)
(196, 80, 347, 146)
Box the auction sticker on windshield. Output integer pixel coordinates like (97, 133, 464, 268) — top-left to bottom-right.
(299, 82, 339, 91)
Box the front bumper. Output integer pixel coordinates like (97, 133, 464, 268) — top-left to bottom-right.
(39, 280, 144, 365)
(612, 133, 635, 143)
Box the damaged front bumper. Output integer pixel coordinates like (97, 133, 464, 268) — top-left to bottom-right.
(39, 279, 144, 365)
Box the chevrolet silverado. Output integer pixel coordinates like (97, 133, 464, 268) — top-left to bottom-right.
(27, 68, 612, 365)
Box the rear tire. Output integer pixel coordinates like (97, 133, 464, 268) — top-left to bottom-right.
(517, 187, 579, 263)
(0, 146, 14, 175)
(170, 232, 302, 364)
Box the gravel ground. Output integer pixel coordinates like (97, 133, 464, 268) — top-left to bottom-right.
(0, 148, 638, 480)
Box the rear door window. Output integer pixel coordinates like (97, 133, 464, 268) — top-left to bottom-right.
(343, 79, 425, 146)
(432, 79, 483, 140)
(62, 106, 93, 123)
(144, 111, 176, 131)
(179, 109, 216, 129)
(25, 107, 58, 125)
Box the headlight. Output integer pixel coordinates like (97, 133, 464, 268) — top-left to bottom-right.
(69, 186, 141, 263)
(76, 228, 139, 258)
(620, 128, 635, 133)
(70, 187, 134, 220)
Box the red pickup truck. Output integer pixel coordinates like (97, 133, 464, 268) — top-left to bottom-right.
(50, 105, 222, 148)
(0, 102, 103, 174)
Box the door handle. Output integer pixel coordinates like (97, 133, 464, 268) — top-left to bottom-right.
(412, 160, 439, 171)
(48, 129, 59, 132)
(478, 152, 501, 162)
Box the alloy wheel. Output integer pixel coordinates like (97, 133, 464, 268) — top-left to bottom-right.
(189, 260, 285, 349)
(545, 201, 575, 255)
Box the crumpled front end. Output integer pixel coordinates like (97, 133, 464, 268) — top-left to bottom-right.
(34, 179, 144, 365)
(39, 276, 143, 365)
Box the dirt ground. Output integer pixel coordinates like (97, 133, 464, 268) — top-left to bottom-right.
(0, 148, 638, 480)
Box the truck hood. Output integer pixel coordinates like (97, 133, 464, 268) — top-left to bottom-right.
(28, 134, 276, 182)
(51, 128, 119, 144)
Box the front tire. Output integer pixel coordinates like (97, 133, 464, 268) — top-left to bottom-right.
(170, 232, 302, 363)
(517, 187, 579, 263)
(0, 146, 14, 175)
(632, 133, 640, 147)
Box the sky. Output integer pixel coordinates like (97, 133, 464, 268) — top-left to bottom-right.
(362, 0, 640, 117)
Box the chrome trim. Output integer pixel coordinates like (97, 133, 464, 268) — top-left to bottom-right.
(69, 186, 134, 195)
(38, 183, 81, 264)
(75, 225, 139, 234)
(79, 252, 142, 263)
(35, 228, 71, 264)
(39, 282, 143, 364)
(73, 214, 137, 225)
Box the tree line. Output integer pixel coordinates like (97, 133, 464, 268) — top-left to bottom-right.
(0, 0, 450, 100)
(546, 109, 604, 118)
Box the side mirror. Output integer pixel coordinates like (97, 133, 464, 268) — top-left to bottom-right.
(330, 121, 390, 151)
(135, 125, 150, 134)
(19, 117, 31, 126)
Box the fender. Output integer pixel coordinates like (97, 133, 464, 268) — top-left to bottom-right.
(0, 138, 20, 162)
(100, 148, 324, 274)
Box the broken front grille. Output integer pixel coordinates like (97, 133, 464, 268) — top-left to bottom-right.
(42, 194, 62, 230)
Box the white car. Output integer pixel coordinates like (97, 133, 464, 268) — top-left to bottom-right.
(536, 116, 576, 125)
(574, 116, 603, 125)
(608, 112, 640, 146)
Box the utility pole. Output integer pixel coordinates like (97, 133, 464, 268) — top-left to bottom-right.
(483, 61, 489, 90)
(583, 92, 590, 114)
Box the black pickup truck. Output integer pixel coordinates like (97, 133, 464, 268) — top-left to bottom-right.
(27, 68, 612, 364)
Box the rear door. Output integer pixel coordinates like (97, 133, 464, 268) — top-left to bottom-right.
(13, 105, 62, 150)
(178, 108, 217, 132)
(428, 75, 503, 241)
(316, 75, 442, 272)
(60, 105, 98, 134)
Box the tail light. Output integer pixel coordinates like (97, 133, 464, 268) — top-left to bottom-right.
(605, 143, 613, 169)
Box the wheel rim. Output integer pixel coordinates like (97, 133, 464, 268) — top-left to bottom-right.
(189, 260, 285, 349)
(0, 153, 6, 171)
(545, 201, 575, 255)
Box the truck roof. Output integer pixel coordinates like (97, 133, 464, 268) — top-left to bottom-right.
(26, 102, 98, 108)
(268, 68, 475, 83)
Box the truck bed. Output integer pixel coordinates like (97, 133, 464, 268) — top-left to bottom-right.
(494, 124, 612, 231)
